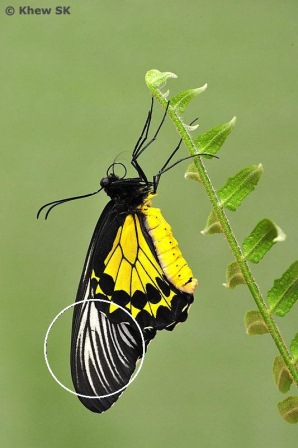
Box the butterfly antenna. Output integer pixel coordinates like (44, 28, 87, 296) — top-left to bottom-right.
(153, 115, 218, 192)
(37, 188, 103, 220)
(131, 98, 170, 183)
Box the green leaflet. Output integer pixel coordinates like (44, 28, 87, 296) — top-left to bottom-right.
(244, 310, 269, 335)
(171, 86, 207, 115)
(194, 117, 236, 156)
(201, 210, 223, 235)
(217, 164, 263, 211)
(290, 333, 298, 364)
(185, 162, 202, 183)
(273, 356, 293, 393)
(278, 396, 298, 424)
(224, 261, 246, 288)
(267, 261, 298, 317)
(243, 219, 286, 264)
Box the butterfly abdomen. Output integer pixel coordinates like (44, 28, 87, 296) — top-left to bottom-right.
(141, 200, 198, 294)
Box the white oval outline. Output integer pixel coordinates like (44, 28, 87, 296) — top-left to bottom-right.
(44, 299, 146, 399)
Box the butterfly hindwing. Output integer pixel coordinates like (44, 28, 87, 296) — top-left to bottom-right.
(71, 298, 149, 413)
(89, 209, 193, 330)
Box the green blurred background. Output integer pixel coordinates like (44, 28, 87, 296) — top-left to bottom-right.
(1, 1, 297, 447)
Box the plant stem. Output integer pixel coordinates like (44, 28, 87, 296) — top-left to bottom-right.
(147, 84, 298, 386)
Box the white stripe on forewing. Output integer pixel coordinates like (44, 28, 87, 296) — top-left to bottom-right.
(99, 313, 126, 382)
(83, 279, 90, 302)
(87, 303, 115, 390)
(76, 301, 89, 367)
(77, 302, 111, 392)
(83, 329, 107, 395)
(89, 302, 120, 385)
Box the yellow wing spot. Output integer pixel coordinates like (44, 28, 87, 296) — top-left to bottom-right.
(91, 269, 100, 281)
(104, 246, 123, 281)
(115, 259, 132, 291)
(127, 304, 141, 319)
(95, 283, 104, 295)
(119, 215, 138, 264)
(131, 268, 144, 292)
(143, 300, 170, 318)
(129, 305, 140, 318)
(109, 302, 119, 314)
(104, 227, 122, 266)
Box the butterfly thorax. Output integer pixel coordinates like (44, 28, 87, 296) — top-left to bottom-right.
(100, 173, 152, 210)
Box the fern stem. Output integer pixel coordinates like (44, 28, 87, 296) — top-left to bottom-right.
(147, 85, 298, 386)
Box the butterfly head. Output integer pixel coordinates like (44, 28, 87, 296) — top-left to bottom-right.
(100, 163, 153, 208)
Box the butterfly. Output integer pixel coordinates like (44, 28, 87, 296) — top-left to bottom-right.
(38, 98, 198, 413)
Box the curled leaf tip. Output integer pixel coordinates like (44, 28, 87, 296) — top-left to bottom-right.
(201, 210, 223, 235)
(225, 261, 246, 288)
(145, 69, 177, 88)
(245, 310, 269, 335)
(192, 84, 207, 95)
(185, 171, 201, 183)
(278, 396, 298, 424)
(230, 116, 237, 127)
(184, 123, 199, 132)
(273, 226, 286, 243)
(273, 356, 293, 393)
(185, 162, 202, 183)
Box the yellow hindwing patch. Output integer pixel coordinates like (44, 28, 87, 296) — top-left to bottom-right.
(92, 213, 177, 319)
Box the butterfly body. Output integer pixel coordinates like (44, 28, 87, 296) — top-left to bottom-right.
(70, 172, 197, 412)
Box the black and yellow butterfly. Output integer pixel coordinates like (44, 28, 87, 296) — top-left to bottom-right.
(38, 99, 198, 413)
